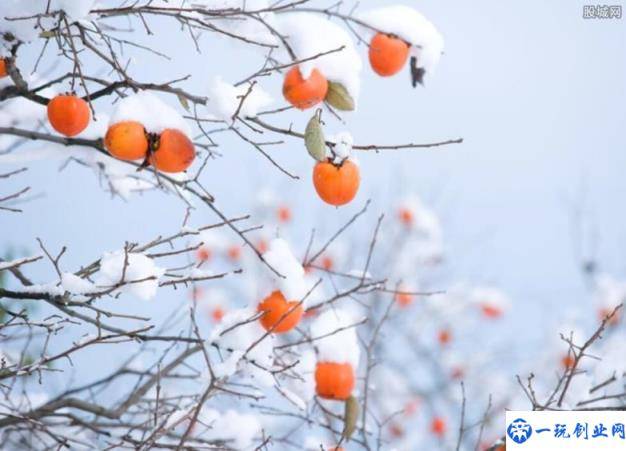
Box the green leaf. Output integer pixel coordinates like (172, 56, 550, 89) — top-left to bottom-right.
(304, 111, 327, 162)
(342, 395, 360, 441)
(325, 81, 355, 111)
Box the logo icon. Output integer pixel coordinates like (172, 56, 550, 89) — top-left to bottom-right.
(508, 418, 533, 444)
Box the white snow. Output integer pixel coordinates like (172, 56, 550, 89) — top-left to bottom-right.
(97, 250, 165, 300)
(0, 255, 42, 271)
(52, 0, 98, 21)
(209, 307, 274, 371)
(359, 6, 444, 76)
(469, 287, 511, 314)
(263, 238, 309, 302)
(276, 13, 363, 101)
(284, 349, 316, 403)
(593, 274, 626, 310)
(61, 272, 95, 294)
(213, 350, 244, 378)
(205, 76, 273, 122)
(0, 1, 44, 43)
(328, 131, 353, 163)
(109, 91, 191, 136)
(310, 309, 361, 368)
(198, 408, 262, 449)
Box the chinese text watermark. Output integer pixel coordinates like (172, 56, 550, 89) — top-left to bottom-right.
(583, 5, 623, 19)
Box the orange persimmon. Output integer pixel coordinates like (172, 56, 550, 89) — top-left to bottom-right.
(431, 416, 447, 437)
(211, 307, 224, 323)
(313, 159, 360, 206)
(149, 129, 195, 173)
(481, 303, 503, 319)
(283, 66, 328, 110)
(398, 207, 414, 225)
(315, 361, 355, 400)
(0, 58, 7, 78)
(105, 121, 149, 161)
(277, 206, 292, 223)
(196, 246, 212, 262)
(438, 329, 452, 345)
(257, 290, 303, 333)
(47, 94, 90, 137)
(369, 33, 410, 77)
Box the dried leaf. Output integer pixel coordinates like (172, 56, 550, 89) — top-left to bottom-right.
(304, 112, 327, 161)
(325, 81, 355, 111)
(39, 31, 56, 38)
(342, 395, 359, 441)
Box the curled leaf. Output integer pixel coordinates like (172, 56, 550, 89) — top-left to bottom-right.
(342, 395, 360, 441)
(304, 111, 327, 162)
(325, 81, 355, 111)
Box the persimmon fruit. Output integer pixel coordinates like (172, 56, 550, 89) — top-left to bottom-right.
(47, 94, 90, 137)
(257, 290, 303, 333)
(438, 329, 452, 345)
(315, 361, 355, 400)
(481, 304, 502, 318)
(277, 206, 292, 223)
(105, 121, 149, 161)
(283, 66, 328, 110)
(149, 129, 195, 173)
(211, 307, 224, 322)
(0, 59, 7, 78)
(561, 353, 575, 369)
(431, 416, 447, 437)
(395, 291, 413, 307)
(313, 159, 360, 206)
(369, 33, 410, 77)
(227, 245, 242, 261)
(196, 246, 212, 262)
(398, 207, 414, 225)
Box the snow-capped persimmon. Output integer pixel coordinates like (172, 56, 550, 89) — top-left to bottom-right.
(257, 290, 303, 333)
(47, 94, 90, 137)
(0, 58, 7, 78)
(105, 121, 149, 161)
(315, 361, 355, 400)
(313, 159, 360, 206)
(283, 66, 328, 110)
(369, 32, 410, 77)
(431, 417, 447, 437)
(149, 129, 195, 173)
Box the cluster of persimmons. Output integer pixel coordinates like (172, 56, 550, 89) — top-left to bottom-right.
(3, 31, 409, 203)
(257, 290, 356, 402)
(284, 31, 412, 207)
